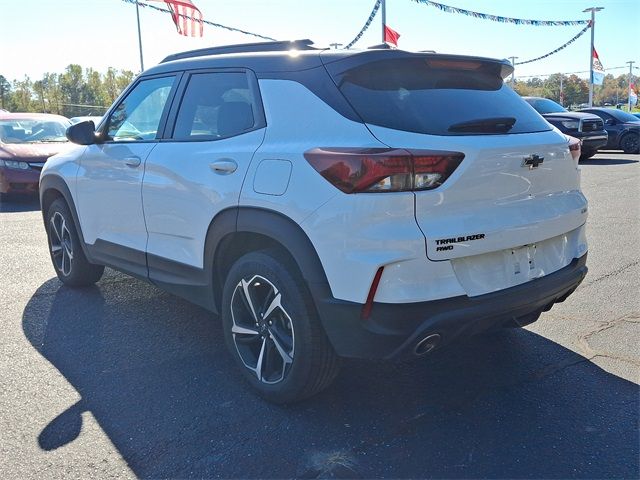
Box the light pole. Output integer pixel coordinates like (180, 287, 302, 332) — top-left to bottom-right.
(509, 57, 519, 87)
(136, 1, 145, 72)
(583, 7, 604, 107)
(627, 60, 636, 112)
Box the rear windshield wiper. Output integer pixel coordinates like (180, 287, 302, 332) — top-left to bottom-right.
(448, 117, 516, 133)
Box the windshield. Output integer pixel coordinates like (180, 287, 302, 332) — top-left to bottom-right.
(524, 98, 567, 114)
(330, 57, 551, 136)
(0, 119, 70, 144)
(606, 109, 640, 123)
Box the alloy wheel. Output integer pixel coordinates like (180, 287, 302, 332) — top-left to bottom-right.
(49, 211, 73, 276)
(230, 274, 295, 384)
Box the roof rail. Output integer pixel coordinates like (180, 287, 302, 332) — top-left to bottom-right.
(161, 39, 317, 63)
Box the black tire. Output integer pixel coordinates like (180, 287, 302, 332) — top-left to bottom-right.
(619, 133, 639, 154)
(45, 198, 104, 286)
(579, 150, 597, 160)
(221, 250, 341, 403)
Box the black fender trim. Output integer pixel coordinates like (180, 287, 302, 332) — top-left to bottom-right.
(234, 207, 329, 285)
(152, 207, 331, 315)
(146, 208, 238, 313)
(39, 174, 93, 262)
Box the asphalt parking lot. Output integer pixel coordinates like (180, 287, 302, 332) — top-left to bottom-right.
(1, 152, 638, 479)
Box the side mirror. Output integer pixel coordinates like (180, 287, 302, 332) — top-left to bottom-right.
(66, 121, 97, 145)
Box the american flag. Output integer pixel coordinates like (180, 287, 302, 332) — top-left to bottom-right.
(150, 0, 204, 37)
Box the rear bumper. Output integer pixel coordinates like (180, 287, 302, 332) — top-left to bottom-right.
(0, 167, 40, 194)
(313, 254, 587, 360)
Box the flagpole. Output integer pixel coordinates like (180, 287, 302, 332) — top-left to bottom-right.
(583, 7, 603, 108)
(136, 1, 145, 72)
(381, 0, 386, 43)
(628, 61, 636, 112)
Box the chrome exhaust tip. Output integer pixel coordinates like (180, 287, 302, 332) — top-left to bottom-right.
(414, 333, 441, 356)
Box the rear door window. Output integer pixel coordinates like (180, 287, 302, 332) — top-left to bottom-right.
(172, 72, 260, 140)
(328, 56, 551, 136)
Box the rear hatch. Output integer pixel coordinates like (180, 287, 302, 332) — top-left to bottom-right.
(324, 51, 588, 295)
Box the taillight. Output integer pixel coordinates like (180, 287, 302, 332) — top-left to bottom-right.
(303, 147, 464, 193)
(566, 135, 581, 163)
(361, 266, 384, 320)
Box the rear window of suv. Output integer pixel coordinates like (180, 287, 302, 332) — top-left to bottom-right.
(330, 57, 551, 136)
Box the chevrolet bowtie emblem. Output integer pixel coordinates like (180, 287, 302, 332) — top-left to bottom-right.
(522, 154, 544, 169)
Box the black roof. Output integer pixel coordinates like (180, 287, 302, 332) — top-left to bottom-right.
(143, 40, 513, 77)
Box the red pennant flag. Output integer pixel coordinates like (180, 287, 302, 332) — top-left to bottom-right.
(150, 0, 204, 37)
(384, 25, 400, 47)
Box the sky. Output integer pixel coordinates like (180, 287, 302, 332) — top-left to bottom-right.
(1, 0, 638, 82)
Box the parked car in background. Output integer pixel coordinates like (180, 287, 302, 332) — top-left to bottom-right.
(69, 116, 104, 125)
(523, 97, 607, 160)
(0, 113, 72, 195)
(579, 108, 640, 154)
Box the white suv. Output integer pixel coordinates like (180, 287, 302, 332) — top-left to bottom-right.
(40, 40, 588, 403)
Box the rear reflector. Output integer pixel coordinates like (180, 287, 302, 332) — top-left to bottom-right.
(361, 266, 384, 320)
(304, 147, 464, 193)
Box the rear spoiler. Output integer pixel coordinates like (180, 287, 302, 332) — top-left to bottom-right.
(321, 50, 514, 79)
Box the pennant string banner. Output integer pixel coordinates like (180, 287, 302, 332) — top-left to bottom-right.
(515, 23, 591, 65)
(412, 0, 590, 26)
(345, 0, 382, 49)
(123, 0, 276, 41)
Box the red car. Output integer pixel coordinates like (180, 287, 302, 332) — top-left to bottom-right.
(0, 113, 73, 195)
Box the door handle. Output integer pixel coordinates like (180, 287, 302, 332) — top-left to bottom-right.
(124, 156, 141, 167)
(210, 159, 238, 175)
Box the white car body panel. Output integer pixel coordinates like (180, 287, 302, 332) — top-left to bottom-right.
(301, 191, 426, 304)
(451, 224, 587, 297)
(76, 142, 156, 250)
(142, 128, 265, 268)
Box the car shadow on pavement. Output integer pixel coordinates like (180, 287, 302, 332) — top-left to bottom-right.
(23, 275, 639, 479)
(0, 194, 41, 213)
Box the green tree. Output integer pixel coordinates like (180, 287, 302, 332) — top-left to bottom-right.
(59, 64, 85, 116)
(12, 76, 34, 112)
(0, 75, 11, 110)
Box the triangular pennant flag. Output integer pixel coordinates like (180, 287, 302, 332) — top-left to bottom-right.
(384, 25, 400, 47)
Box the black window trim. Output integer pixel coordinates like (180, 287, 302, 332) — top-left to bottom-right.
(160, 67, 266, 143)
(97, 72, 183, 144)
